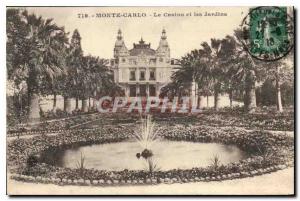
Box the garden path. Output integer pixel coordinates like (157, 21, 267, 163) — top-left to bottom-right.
(7, 167, 294, 195)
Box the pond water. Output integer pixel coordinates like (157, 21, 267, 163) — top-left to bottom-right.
(41, 140, 248, 171)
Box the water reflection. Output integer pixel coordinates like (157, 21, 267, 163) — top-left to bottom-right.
(40, 140, 248, 171)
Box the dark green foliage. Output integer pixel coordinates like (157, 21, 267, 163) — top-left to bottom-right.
(281, 82, 294, 106)
(256, 79, 277, 106)
(27, 155, 39, 167)
(256, 79, 294, 107)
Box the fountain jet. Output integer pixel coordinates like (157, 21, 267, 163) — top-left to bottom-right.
(133, 115, 160, 151)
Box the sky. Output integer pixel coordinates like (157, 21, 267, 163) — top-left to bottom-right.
(22, 7, 250, 59)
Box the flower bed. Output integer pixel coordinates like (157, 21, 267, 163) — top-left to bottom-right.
(196, 113, 294, 131)
(7, 109, 294, 138)
(7, 113, 142, 137)
(7, 124, 294, 186)
(7, 113, 104, 136)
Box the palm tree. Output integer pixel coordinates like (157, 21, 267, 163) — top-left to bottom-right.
(163, 46, 217, 110)
(38, 30, 69, 113)
(198, 76, 214, 108)
(7, 9, 68, 122)
(258, 55, 293, 112)
(94, 60, 120, 98)
(200, 38, 235, 111)
(171, 50, 208, 108)
(218, 35, 244, 108)
(7, 9, 29, 119)
(232, 30, 260, 113)
(80, 56, 119, 112)
(273, 59, 293, 112)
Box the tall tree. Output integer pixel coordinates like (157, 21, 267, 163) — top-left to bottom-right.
(232, 30, 261, 113)
(7, 9, 68, 122)
(212, 35, 247, 109)
(258, 54, 294, 112)
(200, 39, 223, 110)
(200, 37, 237, 110)
(64, 29, 83, 113)
(168, 51, 202, 107)
(81, 56, 120, 111)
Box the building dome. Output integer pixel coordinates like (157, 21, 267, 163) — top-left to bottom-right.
(114, 29, 128, 57)
(156, 28, 170, 56)
(159, 39, 169, 47)
(115, 29, 125, 47)
(129, 38, 156, 56)
(115, 40, 125, 47)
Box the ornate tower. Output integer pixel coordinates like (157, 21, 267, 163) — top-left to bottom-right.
(114, 29, 129, 58)
(156, 28, 170, 58)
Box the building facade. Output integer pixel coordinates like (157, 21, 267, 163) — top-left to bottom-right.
(111, 29, 176, 97)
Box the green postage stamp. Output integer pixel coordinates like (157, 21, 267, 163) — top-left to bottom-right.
(241, 7, 294, 61)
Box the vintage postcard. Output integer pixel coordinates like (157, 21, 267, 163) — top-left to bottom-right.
(6, 6, 294, 195)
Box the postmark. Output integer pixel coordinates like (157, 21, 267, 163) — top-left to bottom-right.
(240, 6, 294, 62)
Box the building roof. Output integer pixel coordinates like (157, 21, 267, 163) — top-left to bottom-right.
(129, 38, 156, 56)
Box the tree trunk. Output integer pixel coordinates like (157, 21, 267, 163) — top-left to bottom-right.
(64, 96, 72, 114)
(75, 97, 79, 110)
(52, 93, 57, 112)
(197, 94, 201, 108)
(244, 70, 257, 113)
(276, 66, 283, 112)
(82, 99, 88, 112)
(28, 93, 40, 122)
(214, 91, 220, 111)
(19, 94, 23, 118)
(190, 79, 198, 109)
(27, 75, 40, 122)
(92, 90, 98, 110)
(276, 83, 283, 112)
(229, 89, 233, 108)
(207, 95, 209, 107)
(88, 97, 91, 110)
(214, 82, 221, 111)
(92, 98, 98, 110)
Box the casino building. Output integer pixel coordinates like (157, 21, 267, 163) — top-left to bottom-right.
(111, 29, 177, 97)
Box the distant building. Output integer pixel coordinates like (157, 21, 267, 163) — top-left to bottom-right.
(111, 29, 178, 97)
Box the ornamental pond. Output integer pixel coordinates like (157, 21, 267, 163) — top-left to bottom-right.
(40, 140, 248, 171)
